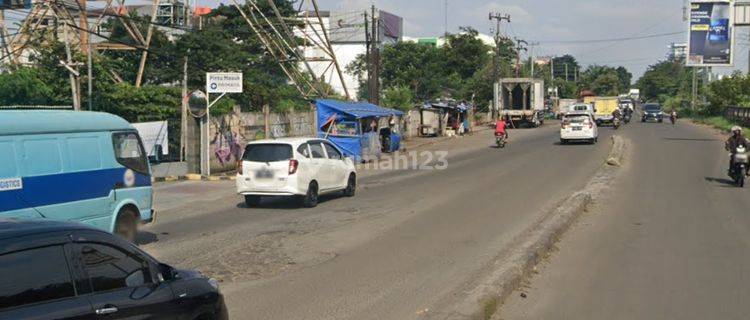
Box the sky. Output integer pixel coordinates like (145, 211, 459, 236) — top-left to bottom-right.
(4, 0, 748, 79)
(310, 0, 750, 79)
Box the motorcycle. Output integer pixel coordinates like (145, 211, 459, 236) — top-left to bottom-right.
(730, 145, 749, 187)
(623, 112, 632, 124)
(495, 133, 507, 148)
(613, 117, 621, 130)
(670, 114, 677, 125)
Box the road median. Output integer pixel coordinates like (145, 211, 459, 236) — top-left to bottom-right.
(439, 135, 629, 320)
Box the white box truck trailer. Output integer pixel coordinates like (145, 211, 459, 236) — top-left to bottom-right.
(494, 78, 545, 127)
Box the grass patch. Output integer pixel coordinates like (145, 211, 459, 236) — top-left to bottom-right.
(480, 296, 499, 320)
(691, 116, 750, 133)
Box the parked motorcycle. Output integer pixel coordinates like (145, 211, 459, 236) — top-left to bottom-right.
(730, 145, 749, 187)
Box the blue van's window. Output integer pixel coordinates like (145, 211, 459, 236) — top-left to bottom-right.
(112, 132, 148, 174)
(67, 137, 102, 171)
(0, 141, 17, 178)
(23, 138, 62, 176)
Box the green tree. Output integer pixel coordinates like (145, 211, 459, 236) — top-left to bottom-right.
(636, 61, 694, 104)
(578, 65, 631, 96)
(382, 86, 414, 111)
(443, 27, 491, 80)
(0, 67, 57, 105)
(706, 72, 750, 114)
(378, 41, 448, 101)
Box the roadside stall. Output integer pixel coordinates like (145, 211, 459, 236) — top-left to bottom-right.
(419, 104, 442, 137)
(420, 100, 471, 137)
(316, 99, 404, 162)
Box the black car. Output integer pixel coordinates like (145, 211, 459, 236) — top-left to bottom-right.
(0, 218, 228, 320)
(642, 104, 664, 123)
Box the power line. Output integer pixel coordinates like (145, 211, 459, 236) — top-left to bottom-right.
(538, 31, 683, 44)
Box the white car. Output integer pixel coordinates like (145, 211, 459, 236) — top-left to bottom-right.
(236, 138, 357, 207)
(560, 112, 598, 144)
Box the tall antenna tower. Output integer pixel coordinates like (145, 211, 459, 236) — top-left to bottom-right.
(231, 0, 351, 100)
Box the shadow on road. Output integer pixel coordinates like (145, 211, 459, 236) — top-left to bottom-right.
(705, 176, 738, 187)
(135, 231, 160, 246)
(235, 194, 340, 210)
(664, 138, 718, 142)
(553, 141, 596, 146)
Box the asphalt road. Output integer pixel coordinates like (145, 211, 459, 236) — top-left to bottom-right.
(500, 120, 750, 320)
(142, 122, 616, 320)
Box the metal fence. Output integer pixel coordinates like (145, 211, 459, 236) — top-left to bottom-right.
(724, 107, 750, 126)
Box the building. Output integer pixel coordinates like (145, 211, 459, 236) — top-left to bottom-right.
(402, 33, 495, 48)
(295, 8, 403, 98)
(668, 42, 687, 62)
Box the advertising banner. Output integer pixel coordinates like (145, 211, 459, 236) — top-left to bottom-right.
(688, 0, 734, 66)
(132, 121, 169, 156)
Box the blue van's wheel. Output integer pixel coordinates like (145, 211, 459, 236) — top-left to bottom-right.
(115, 208, 138, 242)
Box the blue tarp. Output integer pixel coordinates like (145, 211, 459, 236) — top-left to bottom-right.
(316, 99, 404, 162)
(316, 99, 404, 125)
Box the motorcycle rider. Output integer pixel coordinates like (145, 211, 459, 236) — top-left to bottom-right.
(495, 116, 509, 141)
(670, 109, 677, 125)
(612, 107, 622, 125)
(725, 126, 749, 176)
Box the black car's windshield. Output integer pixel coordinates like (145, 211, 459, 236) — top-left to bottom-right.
(644, 106, 661, 112)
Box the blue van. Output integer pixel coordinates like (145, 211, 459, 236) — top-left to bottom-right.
(0, 110, 154, 241)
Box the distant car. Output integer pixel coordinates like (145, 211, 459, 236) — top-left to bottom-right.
(0, 218, 228, 320)
(236, 138, 357, 208)
(560, 112, 598, 144)
(642, 104, 664, 122)
(570, 103, 595, 115)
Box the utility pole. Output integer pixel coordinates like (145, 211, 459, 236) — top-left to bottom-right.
(87, 34, 93, 110)
(364, 11, 371, 100)
(444, 0, 448, 37)
(180, 53, 188, 162)
(513, 38, 527, 78)
(565, 63, 569, 82)
(79, 0, 88, 54)
(528, 41, 539, 78)
(135, 0, 160, 87)
(489, 13, 510, 121)
(550, 56, 554, 83)
(0, 9, 12, 64)
(368, 5, 380, 105)
(489, 12, 511, 81)
(691, 67, 698, 111)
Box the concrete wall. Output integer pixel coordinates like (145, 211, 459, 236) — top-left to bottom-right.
(185, 107, 489, 174)
(206, 109, 316, 173)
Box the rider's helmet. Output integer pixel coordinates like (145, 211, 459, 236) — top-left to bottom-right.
(731, 126, 743, 135)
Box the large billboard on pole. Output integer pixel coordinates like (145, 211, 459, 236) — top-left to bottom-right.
(687, 0, 734, 66)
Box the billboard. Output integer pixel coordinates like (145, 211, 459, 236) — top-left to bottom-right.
(687, 0, 734, 66)
(328, 10, 403, 44)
